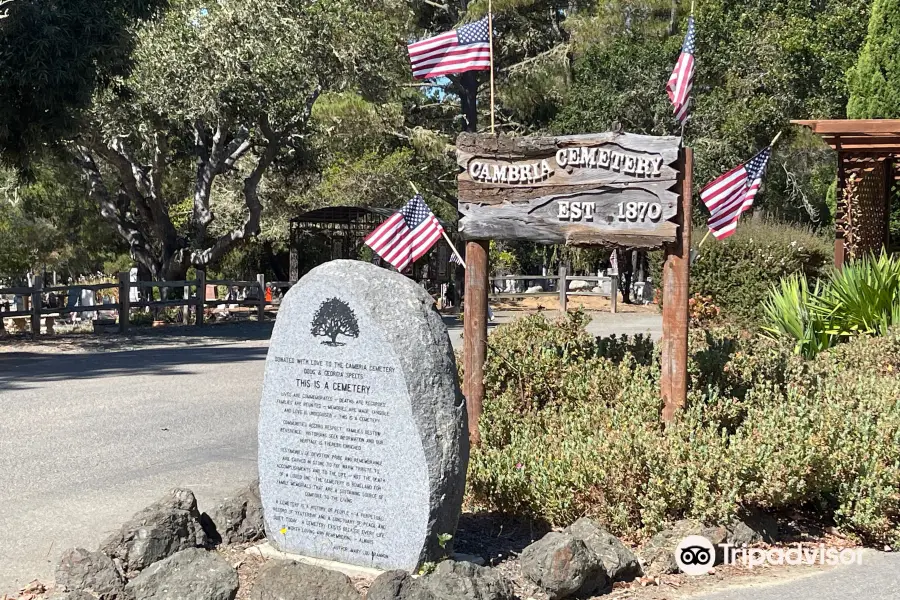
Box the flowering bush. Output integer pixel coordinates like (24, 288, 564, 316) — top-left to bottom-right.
(468, 312, 900, 545)
(688, 293, 720, 326)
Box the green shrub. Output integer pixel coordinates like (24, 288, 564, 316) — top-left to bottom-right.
(652, 220, 832, 324)
(468, 312, 900, 545)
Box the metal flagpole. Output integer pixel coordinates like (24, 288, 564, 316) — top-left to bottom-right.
(409, 182, 466, 267)
(488, 0, 495, 134)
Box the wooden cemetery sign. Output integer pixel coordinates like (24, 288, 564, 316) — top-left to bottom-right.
(456, 132, 682, 248)
(456, 132, 691, 436)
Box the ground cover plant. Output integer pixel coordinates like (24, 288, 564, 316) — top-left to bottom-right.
(467, 311, 900, 546)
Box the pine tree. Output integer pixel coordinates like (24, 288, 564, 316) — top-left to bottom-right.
(847, 0, 900, 118)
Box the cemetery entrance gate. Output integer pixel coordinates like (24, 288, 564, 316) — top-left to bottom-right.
(456, 133, 692, 442)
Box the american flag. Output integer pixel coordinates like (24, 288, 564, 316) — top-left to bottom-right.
(407, 17, 491, 80)
(450, 252, 464, 266)
(700, 147, 772, 240)
(365, 195, 445, 271)
(666, 16, 696, 124)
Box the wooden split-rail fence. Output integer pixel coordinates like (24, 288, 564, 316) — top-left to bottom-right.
(490, 264, 622, 313)
(0, 271, 293, 339)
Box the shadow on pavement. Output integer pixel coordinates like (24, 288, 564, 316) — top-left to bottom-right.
(0, 345, 269, 391)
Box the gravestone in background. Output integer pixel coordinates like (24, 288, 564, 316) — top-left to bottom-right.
(258, 260, 468, 572)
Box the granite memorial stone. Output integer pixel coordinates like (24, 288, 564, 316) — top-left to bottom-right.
(258, 260, 468, 572)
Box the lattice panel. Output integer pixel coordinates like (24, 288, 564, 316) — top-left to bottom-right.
(840, 160, 888, 259)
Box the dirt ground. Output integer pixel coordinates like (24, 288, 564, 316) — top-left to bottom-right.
(492, 295, 658, 314)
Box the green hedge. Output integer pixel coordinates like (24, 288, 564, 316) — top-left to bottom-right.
(468, 312, 900, 544)
(651, 220, 833, 324)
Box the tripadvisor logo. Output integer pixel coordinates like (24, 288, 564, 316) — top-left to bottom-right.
(675, 535, 716, 575)
(674, 535, 865, 575)
(310, 297, 360, 346)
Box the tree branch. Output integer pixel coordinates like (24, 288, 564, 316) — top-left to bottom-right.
(71, 146, 160, 276)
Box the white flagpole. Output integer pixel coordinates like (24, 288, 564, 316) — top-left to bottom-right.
(409, 182, 466, 268)
(488, 0, 495, 134)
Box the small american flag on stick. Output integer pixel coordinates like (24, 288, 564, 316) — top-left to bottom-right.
(666, 16, 696, 124)
(365, 195, 445, 271)
(700, 147, 772, 240)
(407, 17, 491, 80)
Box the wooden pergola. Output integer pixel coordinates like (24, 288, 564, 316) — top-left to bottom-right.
(792, 119, 900, 267)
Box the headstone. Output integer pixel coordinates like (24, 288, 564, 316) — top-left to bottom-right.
(258, 260, 468, 572)
(129, 268, 139, 303)
(81, 289, 96, 320)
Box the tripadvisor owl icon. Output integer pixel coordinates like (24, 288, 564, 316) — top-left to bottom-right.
(310, 297, 360, 346)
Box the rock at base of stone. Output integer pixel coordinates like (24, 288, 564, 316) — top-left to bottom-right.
(202, 480, 265, 545)
(47, 592, 97, 600)
(520, 533, 608, 600)
(100, 488, 208, 575)
(249, 560, 360, 600)
(422, 561, 515, 600)
(638, 520, 728, 577)
(124, 548, 237, 600)
(368, 562, 513, 600)
(55, 548, 124, 599)
(728, 510, 778, 547)
(564, 518, 642, 582)
(366, 571, 432, 600)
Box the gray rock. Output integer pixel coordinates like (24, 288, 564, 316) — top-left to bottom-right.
(258, 260, 468, 571)
(367, 571, 433, 600)
(638, 520, 728, 577)
(100, 488, 208, 575)
(248, 560, 360, 600)
(728, 510, 778, 547)
(124, 548, 237, 600)
(520, 532, 607, 599)
(565, 518, 641, 582)
(203, 480, 264, 545)
(47, 592, 97, 600)
(421, 561, 514, 600)
(55, 548, 124, 599)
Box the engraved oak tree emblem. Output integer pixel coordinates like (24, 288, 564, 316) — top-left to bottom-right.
(310, 298, 360, 346)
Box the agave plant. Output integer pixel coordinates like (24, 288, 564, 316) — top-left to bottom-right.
(812, 252, 900, 338)
(761, 274, 834, 358)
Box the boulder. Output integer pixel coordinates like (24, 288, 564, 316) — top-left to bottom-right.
(101, 488, 208, 575)
(367, 563, 512, 600)
(203, 480, 264, 545)
(728, 510, 778, 547)
(525, 285, 544, 294)
(421, 561, 514, 600)
(55, 548, 124, 599)
(123, 548, 237, 600)
(565, 518, 641, 582)
(366, 571, 433, 600)
(638, 520, 728, 577)
(258, 260, 468, 570)
(46, 592, 97, 600)
(520, 532, 607, 599)
(249, 560, 360, 600)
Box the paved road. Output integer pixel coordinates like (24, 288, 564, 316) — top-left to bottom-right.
(692, 549, 900, 600)
(0, 342, 266, 594)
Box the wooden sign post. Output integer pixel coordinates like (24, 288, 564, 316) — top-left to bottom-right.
(458, 132, 691, 440)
